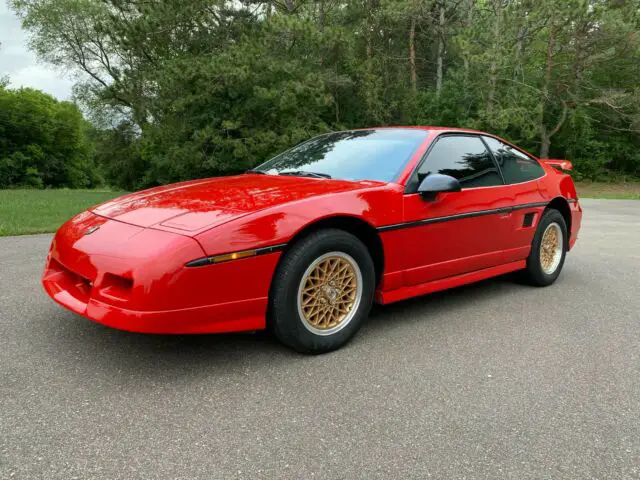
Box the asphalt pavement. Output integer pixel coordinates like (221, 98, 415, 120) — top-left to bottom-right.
(1, 199, 639, 479)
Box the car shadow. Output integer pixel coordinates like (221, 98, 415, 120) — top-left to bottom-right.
(368, 272, 520, 322)
(37, 272, 526, 381)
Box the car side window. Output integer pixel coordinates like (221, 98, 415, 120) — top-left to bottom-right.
(416, 135, 503, 189)
(483, 136, 545, 184)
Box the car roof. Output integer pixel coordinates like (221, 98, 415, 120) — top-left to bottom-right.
(332, 126, 543, 163)
(352, 125, 487, 135)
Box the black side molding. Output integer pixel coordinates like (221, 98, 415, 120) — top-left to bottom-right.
(377, 201, 549, 233)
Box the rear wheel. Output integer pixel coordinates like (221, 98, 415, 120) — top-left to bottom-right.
(269, 229, 375, 354)
(523, 209, 567, 286)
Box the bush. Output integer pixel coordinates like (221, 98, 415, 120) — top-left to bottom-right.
(0, 86, 101, 188)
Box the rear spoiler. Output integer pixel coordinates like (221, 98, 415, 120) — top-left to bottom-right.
(543, 159, 573, 172)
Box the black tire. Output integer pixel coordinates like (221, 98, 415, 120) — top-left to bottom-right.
(269, 229, 375, 354)
(523, 208, 568, 286)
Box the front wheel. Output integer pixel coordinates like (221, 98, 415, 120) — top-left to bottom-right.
(269, 229, 375, 354)
(523, 209, 568, 286)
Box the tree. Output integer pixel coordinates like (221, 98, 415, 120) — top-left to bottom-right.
(9, 0, 640, 187)
(0, 86, 101, 188)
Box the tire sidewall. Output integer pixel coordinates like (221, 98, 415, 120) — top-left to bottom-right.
(270, 230, 375, 353)
(527, 209, 568, 286)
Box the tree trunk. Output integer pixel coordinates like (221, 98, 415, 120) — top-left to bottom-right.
(514, 25, 525, 80)
(538, 25, 569, 158)
(366, 0, 380, 72)
(409, 17, 417, 91)
(318, 0, 325, 32)
(366, 28, 373, 70)
(463, 0, 475, 79)
(435, 4, 445, 96)
(539, 130, 551, 159)
(285, 0, 295, 14)
(543, 25, 556, 99)
(542, 102, 569, 159)
(318, 0, 325, 65)
(486, 2, 501, 114)
(365, 0, 381, 71)
(539, 24, 557, 157)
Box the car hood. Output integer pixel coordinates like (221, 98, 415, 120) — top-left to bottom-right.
(92, 174, 382, 234)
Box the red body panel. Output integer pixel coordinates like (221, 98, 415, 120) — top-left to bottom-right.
(42, 127, 582, 334)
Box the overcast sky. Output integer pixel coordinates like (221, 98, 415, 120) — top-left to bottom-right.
(1, 2, 74, 99)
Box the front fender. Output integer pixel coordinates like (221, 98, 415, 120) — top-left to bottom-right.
(194, 184, 404, 256)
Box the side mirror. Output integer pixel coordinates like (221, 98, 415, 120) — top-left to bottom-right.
(417, 174, 461, 199)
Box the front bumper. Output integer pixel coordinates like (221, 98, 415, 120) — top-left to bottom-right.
(42, 270, 267, 333)
(42, 212, 280, 333)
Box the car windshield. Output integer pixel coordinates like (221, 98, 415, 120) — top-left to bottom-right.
(254, 129, 429, 182)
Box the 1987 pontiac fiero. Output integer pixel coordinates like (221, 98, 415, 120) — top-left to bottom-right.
(43, 127, 582, 353)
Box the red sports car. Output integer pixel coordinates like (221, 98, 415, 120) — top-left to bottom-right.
(43, 127, 582, 353)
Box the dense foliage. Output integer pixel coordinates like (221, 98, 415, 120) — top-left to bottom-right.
(8, 0, 640, 189)
(0, 85, 101, 188)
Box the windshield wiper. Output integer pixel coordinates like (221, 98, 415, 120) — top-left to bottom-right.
(278, 171, 332, 179)
(245, 169, 268, 175)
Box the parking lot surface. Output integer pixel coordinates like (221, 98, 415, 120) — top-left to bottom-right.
(1, 199, 639, 479)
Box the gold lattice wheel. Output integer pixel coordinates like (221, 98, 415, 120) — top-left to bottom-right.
(297, 252, 363, 335)
(539, 222, 563, 274)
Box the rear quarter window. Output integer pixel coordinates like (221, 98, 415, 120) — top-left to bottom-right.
(483, 137, 545, 184)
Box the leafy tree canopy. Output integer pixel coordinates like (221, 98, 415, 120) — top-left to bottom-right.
(8, 0, 640, 188)
(0, 85, 101, 188)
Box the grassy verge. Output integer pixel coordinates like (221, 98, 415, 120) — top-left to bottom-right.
(0, 189, 127, 237)
(574, 181, 640, 200)
(1, 182, 637, 237)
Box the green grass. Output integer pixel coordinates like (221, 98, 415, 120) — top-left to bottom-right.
(574, 181, 640, 200)
(1, 182, 638, 237)
(0, 189, 127, 236)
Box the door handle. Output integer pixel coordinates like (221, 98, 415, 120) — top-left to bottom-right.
(498, 207, 513, 218)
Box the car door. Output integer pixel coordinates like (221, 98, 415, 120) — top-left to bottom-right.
(482, 136, 549, 263)
(399, 134, 513, 286)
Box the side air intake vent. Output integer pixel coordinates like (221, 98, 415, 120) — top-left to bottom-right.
(522, 212, 535, 228)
